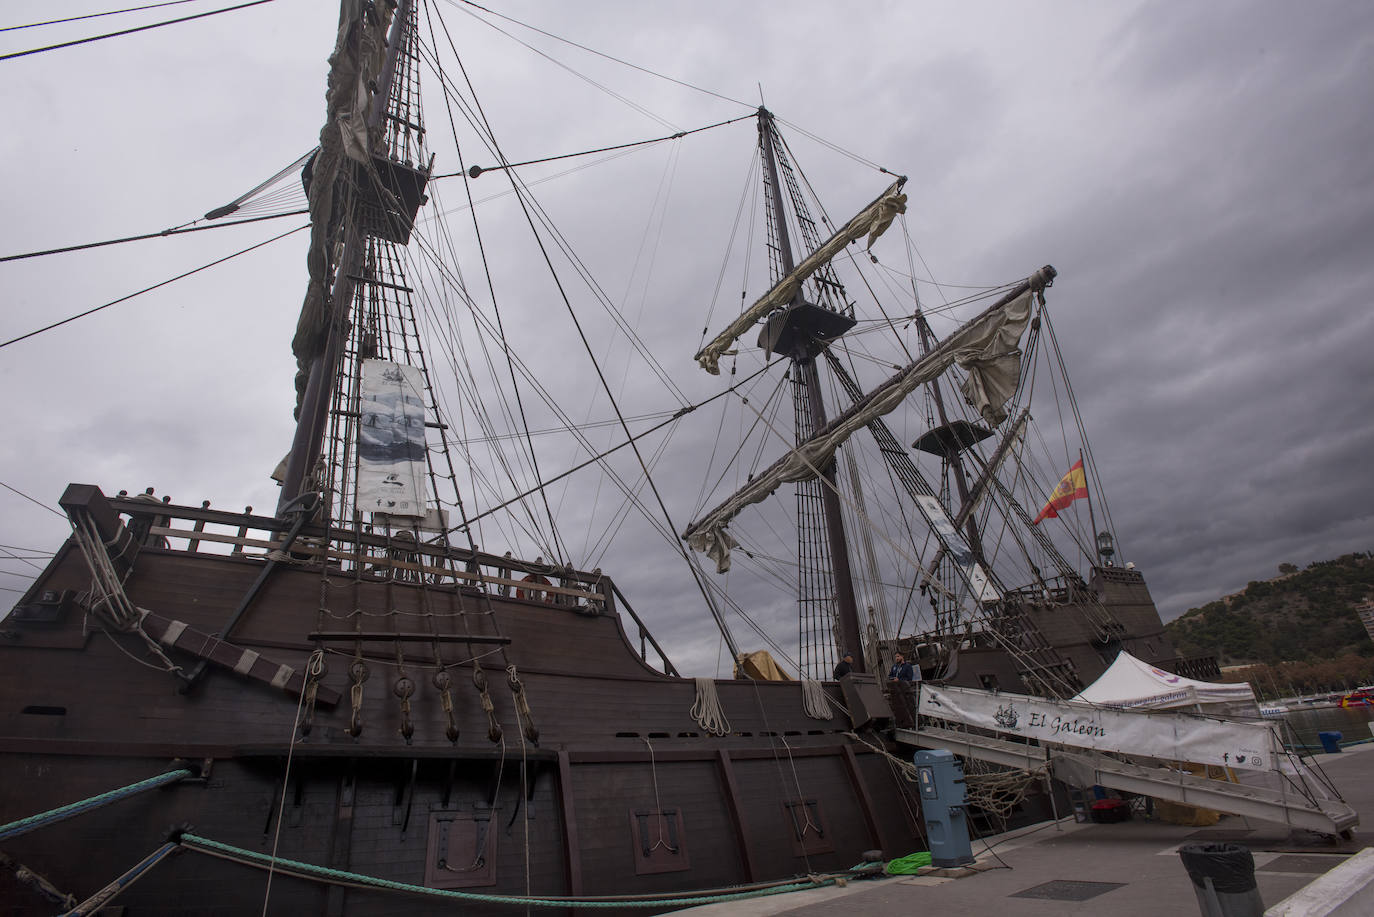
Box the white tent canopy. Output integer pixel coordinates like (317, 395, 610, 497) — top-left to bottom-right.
(1074, 651, 1258, 716)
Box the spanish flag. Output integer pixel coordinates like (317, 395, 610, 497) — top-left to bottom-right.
(1032, 459, 1088, 524)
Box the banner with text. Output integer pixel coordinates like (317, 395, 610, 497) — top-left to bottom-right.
(918, 684, 1279, 772)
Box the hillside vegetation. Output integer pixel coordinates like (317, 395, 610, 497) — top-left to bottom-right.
(1164, 552, 1374, 666)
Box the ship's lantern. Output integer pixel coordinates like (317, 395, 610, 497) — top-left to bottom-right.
(1096, 530, 1115, 566)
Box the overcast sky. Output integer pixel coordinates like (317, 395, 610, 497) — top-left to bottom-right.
(2, 1, 1371, 677)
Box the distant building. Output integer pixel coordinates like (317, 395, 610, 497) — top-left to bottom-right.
(1358, 600, 1374, 643)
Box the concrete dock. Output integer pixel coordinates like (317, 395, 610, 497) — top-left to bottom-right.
(675, 744, 1374, 916)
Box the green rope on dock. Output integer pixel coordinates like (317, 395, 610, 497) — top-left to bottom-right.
(884, 851, 932, 874)
(0, 768, 193, 842)
(179, 832, 836, 908)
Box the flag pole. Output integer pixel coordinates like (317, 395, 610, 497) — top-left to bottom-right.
(1081, 448, 1100, 567)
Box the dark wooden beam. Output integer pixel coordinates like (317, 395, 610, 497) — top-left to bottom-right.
(566, 744, 851, 765)
(324, 767, 356, 917)
(841, 743, 887, 853)
(715, 750, 756, 882)
(556, 750, 584, 897)
(308, 631, 511, 645)
(139, 610, 340, 706)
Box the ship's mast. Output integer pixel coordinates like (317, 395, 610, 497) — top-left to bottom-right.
(756, 109, 865, 674)
(279, 0, 416, 514)
(912, 310, 986, 563)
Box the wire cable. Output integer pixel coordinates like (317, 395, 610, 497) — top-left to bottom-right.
(0, 0, 274, 62)
(0, 223, 306, 350)
(0, 1, 203, 34)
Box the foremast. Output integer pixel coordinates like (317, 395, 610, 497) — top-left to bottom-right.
(756, 109, 867, 675)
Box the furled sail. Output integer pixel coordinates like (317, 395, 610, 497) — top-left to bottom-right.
(292, 0, 397, 395)
(684, 268, 1052, 572)
(693, 179, 908, 375)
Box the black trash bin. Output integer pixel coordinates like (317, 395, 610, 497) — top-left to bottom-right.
(1178, 843, 1262, 917)
(1318, 730, 1343, 753)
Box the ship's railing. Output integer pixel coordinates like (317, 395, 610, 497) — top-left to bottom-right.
(1167, 654, 1221, 680)
(1000, 571, 1091, 605)
(110, 493, 609, 609)
(107, 492, 680, 675)
(605, 579, 679, 676)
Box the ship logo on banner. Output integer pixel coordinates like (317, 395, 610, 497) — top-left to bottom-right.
(357, 360, 429, 518)
(917, 684, 1279, 772)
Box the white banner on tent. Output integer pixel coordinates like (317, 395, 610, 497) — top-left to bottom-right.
(356, 360, 429, 518)
(919, 684, 1279, 772)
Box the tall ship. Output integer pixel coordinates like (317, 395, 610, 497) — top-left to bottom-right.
(0, 2, 1195, 913)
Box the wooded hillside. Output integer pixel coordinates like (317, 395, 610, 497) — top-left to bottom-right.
(1164, 552, 1374, 665)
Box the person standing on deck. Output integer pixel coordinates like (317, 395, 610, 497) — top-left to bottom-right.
(888, 652, 916, 683)
(888, 652, 917, 727)
(833, 651, 854, 679)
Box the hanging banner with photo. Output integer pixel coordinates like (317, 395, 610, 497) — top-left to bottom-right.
(913, 494, 1000, 603)
(918, 684, 1279, 772)
(356, 359, 429, 518)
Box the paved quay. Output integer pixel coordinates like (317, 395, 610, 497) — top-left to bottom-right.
(675, 743, 1374, 916)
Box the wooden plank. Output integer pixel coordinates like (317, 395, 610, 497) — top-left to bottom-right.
(715, 750, 757, 882)
(147, 527, 608, 603)
(0, 736, 238, 758)
(148, 525, 278, 552)
(567, 744, 847, 765)
(308, 631, 511, 645)
(556, 750, 584, 897)
(841, 743, 886, 853)
(139, 610, 341, 706)
(324, 769, 356, 917)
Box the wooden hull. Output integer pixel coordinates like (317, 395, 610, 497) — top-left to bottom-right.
(0, 494, 923, 914)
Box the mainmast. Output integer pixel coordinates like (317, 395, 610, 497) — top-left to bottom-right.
(279, 0, 427, 515)
(755, 108, 865, 675)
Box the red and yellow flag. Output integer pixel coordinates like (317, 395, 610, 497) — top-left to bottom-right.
(1032, 459, 1088, 524)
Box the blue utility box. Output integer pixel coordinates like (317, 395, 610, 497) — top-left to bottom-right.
(913, 749, 975, 868)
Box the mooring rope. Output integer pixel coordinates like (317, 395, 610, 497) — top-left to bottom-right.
(60, 841, 180, 916)
(178, 832, 837, 908)
(0, 768, 193, 842)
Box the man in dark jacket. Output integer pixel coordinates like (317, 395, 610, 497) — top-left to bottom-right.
(888, 652, 915, 682)
(833, 651, 854, 679)
(888, 652, 917, 726)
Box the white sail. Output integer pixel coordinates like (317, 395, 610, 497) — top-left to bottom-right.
(693, 180, 907, 375)
(685, 273, 1045, 572)
(292, 0, 396, 385)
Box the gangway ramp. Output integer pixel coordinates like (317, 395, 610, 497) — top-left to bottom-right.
(897, 724, 1359, 836)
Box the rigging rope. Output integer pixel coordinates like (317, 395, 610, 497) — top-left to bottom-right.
(0, 0, 275, 62)
(455, 115, 751, 178)
(0, 224, 306, 351)
(0, 1, 202, 34)
(0, 211, 307, 265)
(447, 0, 751, 111)
(689, 678, 731, 736)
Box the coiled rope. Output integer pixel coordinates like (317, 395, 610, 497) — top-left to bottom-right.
(800, 678, 832, 720)
(178, 832, 837, 908)
(690, 677, 731, 736)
